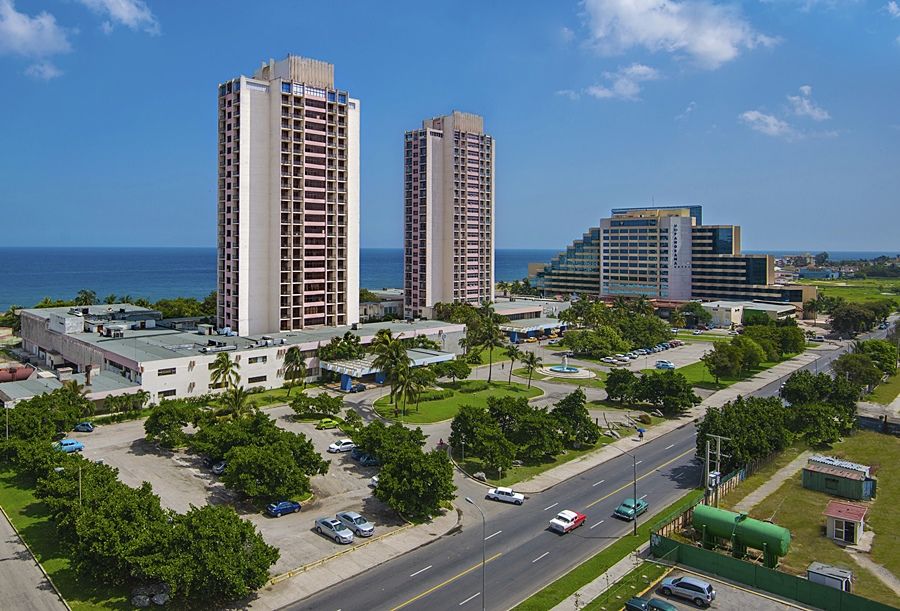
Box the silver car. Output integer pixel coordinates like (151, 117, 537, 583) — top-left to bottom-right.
(315, 517, 354, 544)
(336, 511, 375, 537)
(660, 575, 716, 608)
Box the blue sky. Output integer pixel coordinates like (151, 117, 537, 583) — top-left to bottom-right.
(1, 0, 898, 252)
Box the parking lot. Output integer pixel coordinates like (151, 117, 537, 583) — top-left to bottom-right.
(529, 338, 713, 374)
(70, 404, 404, 574)
(643, 570, 810, 610)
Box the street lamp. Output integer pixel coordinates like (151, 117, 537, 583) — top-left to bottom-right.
(54, 464, 82, 506)
(465, 496, 486, 611)
(611, 446, 639, 536)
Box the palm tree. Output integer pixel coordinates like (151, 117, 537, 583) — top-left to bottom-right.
(219, 386, 255, 420)
(481, 326, 505, 383)
(210, 352, 240, 391)
(392, 364, 417, 417)
(372, 330, 410, 405)
(283, 347, 307, 396)
(74, 289, 97, 306)
(505, 344, 522, 385)
(409, 367, 436, 412)
(521, 352, 543, 389)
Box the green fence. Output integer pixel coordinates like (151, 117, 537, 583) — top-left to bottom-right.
(650, 535, 898, 611)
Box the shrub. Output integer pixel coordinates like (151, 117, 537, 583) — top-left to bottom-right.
(458, 381, 489, 393)
(417, 388, 455, 402)
(636, 413, 652, 425)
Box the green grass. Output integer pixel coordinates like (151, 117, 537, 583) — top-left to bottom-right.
(867, 371, 900, 405)
(511, 366, 608, 389)
(645, 357, 788, 391)
(718, 443, 810, 512)
(741, 431, 900, 607)
(582, 561, 670, 611)
(0, 470, 130, 610)
(373, 380, 542, 423)
(471, 351, 511, 366)
(798, 278, 900, 305)
(513, 489, 705, 611)
(674, 330, 730, 343)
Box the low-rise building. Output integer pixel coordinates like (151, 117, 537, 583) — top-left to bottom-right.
(822, 500, 868, 546)
(802, 455, 877, 501)
(700, 300, 797, 327)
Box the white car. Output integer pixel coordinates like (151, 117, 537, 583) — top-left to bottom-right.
(328, 439, 356, 453)
(692, 330, 703, 336)
(486, 487, 525, 505)
(549, 509, 586, 534)
(369, 475, 379, 488)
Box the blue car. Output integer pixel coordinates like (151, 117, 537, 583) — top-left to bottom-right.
(73, 422, 94, 433)
(54, 439, 85, 453)
(266, 500, 302, 517)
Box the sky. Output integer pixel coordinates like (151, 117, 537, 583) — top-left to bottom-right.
(1, 0, 899, 253)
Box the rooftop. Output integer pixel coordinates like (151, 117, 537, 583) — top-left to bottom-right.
(701, 300, 796, 313)
(804, 463, 865, 481)
(499, 316, 563, 332)
(0, 370, 139, 402)
(823, 500, 868, 523)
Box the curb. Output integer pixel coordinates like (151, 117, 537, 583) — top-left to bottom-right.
(0, 502, 71, 611)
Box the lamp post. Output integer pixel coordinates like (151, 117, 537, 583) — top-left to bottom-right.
(465, 496, 486, 611)
(612, 445, 638, 536)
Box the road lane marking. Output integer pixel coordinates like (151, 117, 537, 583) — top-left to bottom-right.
(590, 520, 605, 529)
(585, 447, 695, 510)
(532, 551, 550, 563)
(485, 530, 502, 540)
(543, 502, 559, 511)
(458, 593, 480, 606)
(409, 565, 432, 577)
(592, 479, 605, 487)
(640, 494, 648, 500)
(635, 460, 643, 465)
(665, 444, 675, 450)
(390, 553, 502, 611)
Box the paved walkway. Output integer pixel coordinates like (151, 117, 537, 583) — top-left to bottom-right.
(0, 507, 68, 611)
(732, 451, 813, 514)
(845, 550, 900, 598)
(551, 543, 652, 611)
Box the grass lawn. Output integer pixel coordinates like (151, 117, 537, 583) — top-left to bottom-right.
(0, 470, 130, 610)
(868, 371, 900, 405)
(471, 351, 511, 366)
(582, 561, 670, 611)
(373, 380, 542, 423)
(674, 330, 730, 343)
(741, 431, 900, 607)
(798, 278, 900, 305)
(511, 366, 608, 389)
(513, 489, 705, 611)
(646, 358, 786, 391)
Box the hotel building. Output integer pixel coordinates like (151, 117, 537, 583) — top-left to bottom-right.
(403, 111, 495, 319)
(217, 55, 360, 336)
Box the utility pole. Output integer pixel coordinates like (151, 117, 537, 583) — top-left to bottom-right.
(705, 434, 730, 507)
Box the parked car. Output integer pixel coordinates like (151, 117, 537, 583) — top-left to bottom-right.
(602, 357, 616, 364)
(336, 510, 375, 537)
(655, 360, 675, 370)
(73, 422, 94, 433)
(266, 500, 302, 517)
(812, 335, 825, 342)
(548, 339, 560, 345)
(614, 497, 649, 521)
(660, 575, 716, 608)
(349, 383, 367, 393)
(328, 439, 356, 453)
(692, 330, 703, 336)
(369, 475, 379, 488)
(315, 517, 355, 544)
(316, 417, 341, 430)
(625, 597, 678, 611)
(485, 486, 525, 505)
(549, 509, 586, 534)
(358, 453, 380, 467)
(212, 461, 227, 475)
(53, 439, 84, 453)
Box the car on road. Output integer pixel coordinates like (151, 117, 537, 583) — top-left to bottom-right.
(212, 461, 227, 475)
(328, 439, 356, 453)
(349, 383, 367, 393)
(485, 486, 525, 505)
(73, 422, 94, 433)
(692, 330, 703, 335)
(336, 510, 375, 537)
(614, 498, 649, 521)
(655, 360, 675, 370)
(602, 357, 616, 364)
(53, 439, 84, 453)
(266, 500, 302, 517)
(625, 597, 678, 611)
(316, 417, 341, 430)
(811, 335, 825, 342)
(549, 509, 587, 534)
(660, 575, 717, 608)
(315, 517, 354, 544)
(548, 339, 560, 345)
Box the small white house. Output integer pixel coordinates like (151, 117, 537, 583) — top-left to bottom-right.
(823, 500, 868, 546)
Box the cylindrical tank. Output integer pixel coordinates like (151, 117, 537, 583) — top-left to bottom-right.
(693, 504, 790, 556)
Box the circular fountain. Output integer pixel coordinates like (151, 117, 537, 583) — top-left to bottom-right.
(538, 356, 597, 379)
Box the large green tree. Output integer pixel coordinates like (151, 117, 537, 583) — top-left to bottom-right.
(833, 352, 883, 388)
(830, 303, 877, 335)
(291, 391, 343, 418)
(637, 371, 700, 416)
(375, 447, 455, 519)
(210, 352, 241, 390)
(700, 343, 743, 384)
(144, 400, 200, 448)
(283, 346, 307, 396)
(551, 387, 600, 447)
(222, 442, 312, 500)
(605, 368, 638, 403)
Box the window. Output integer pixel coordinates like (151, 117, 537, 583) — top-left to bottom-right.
(158, 389, 176, 398)
(825, 477, 839, 492)
(833, 519, 856, 543)
(248, 355, 267, 364)
(158, 368, 176, 376)
(248, 375, 267, 384)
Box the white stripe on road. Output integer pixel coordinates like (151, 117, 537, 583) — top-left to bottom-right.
(665, 444, 675, 450)
(640, 494, 648, 500)
(592, 479, 605, 487)
(532, 552, 550, 563)
(459, 593, 481, 606)
(590, 520, 605, 529)
(635, 460, 643, 465)
(409, 565, 432, 577)
(485, 530, 502, 541)
(543, 502, 559, 511)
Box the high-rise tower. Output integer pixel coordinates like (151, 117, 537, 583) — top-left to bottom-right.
(217, 55, 360, 335)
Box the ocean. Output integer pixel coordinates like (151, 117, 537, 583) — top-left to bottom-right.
(0, 247, 558, 311)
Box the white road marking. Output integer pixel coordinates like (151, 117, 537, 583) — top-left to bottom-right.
(532, 551, 550, 563)
(665, 444, 675, 450)
(409, 565, 432, 577)
(485, 530, 502, 541)
(640, 494, 648, 500)
(459, 593, 481, 606)
(543, 502, 559, 511)
(635, 460, 643, 465)
(590, 520, 605, 529)
(592, 479, 605, 487)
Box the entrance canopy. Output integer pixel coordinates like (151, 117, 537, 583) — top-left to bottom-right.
(319, 348, 455, 378)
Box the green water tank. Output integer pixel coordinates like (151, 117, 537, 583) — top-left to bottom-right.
(693, 504, 791, 556)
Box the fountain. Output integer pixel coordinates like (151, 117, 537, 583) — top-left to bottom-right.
(540, 355, 596, 379)
(549, 355, 579, 374)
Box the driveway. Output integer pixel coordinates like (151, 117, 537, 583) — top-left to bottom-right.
(0, 509, 67, 611)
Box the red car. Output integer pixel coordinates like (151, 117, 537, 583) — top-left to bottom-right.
(549, 509, 587, 534)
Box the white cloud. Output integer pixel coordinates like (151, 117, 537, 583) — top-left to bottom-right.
(25, 60, 62, 80)
(739, 110, 797, 139)
(787, 85, 830, 121)
(560, 26, 575, 42)
(555, 89, 581, 100)
(884, 1, 900, 17)
(0, 0, 71, 57)
(676, 100, 697, 120)
(77, 0, 159, 35)
(581, 0, 777, 69)
(586, 63, 660, 100)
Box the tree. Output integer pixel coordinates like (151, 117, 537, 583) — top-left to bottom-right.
(742, 310, 772, 327)
(803, 299, 819, 321)
(372, 330, 411, 405)
(74, 289, 97, 306)
(780, 370, 834, 405)
(353, 421, 426, 463)
(778, 325, 806, 355)
(605, 368, 638, 403)
(505, 344, 522, 384)
(359, 288, 381, 302)
(283, 346, 307, 396)
(223, 442, 312, 500)
(677, 301, 712, 327)
(487, 396, 532, 439)
(200, 291, 217, 317)
(637, 371, 700, 416)
(830, 303, 877, 336)
(409, 366, 436, 412)
(669, 310, 686, 329)
(551, 388, 600, 447)
(833, 352, 882, 388)
(857, 339, 898, 376)
(478, 424, 515, 477)
(3, 387, 87, 443)
(520, 352, 543, 388)
(559, 326, 630, 359)
(696, 397, 794, 473)
(144, 401, 200, 448)
(814, 251, 829, 266)
(700, 343, 743, 384)
(449, 404, 492, 455)
(290, 391, 343, 418)
(218, 385, 255, 420)
(210, 352, 240, 390)
(477, 303, 505, 383)
(514, 410, 564, 461)
(792, 402, 841, 447)
(0, 304, 23, 333)
(375, 447, 455, 519)
(433, 358, 471, 383)
(342, 408, 363, 431)
(732, 336, 766, 372)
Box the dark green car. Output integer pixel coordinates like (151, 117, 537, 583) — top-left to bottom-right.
(623, 597, 677, 611)
(614, 497, 649, 521)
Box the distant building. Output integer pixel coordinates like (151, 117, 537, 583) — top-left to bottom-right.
(701, 300, 796, 327)
(802, 455, 877, 501)
(822, 500, 867, 546)
(403, 111, 495, 318)
(798, 268, 840, 280)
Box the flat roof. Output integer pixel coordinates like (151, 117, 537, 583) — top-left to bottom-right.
(804, 463, 865, 481)
(499, 317, 564, 332)
(823, 500, 868, 522)
(701, 300, 795, 313)
(0, 370, 139, 402)
(320, 349, 454, 377)
(21, 303, 154, 320)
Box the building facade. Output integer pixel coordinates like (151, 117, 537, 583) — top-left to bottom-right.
(531, 227, 602, 296)
(403, 111, 495, 318)
(217, 55, 360, 336)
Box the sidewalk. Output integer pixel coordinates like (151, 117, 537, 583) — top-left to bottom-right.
(732, 450, 812, 514)
(247, 506, 460, 609)
(0, 506, 68, 611)
(550, 543, 652, 611)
